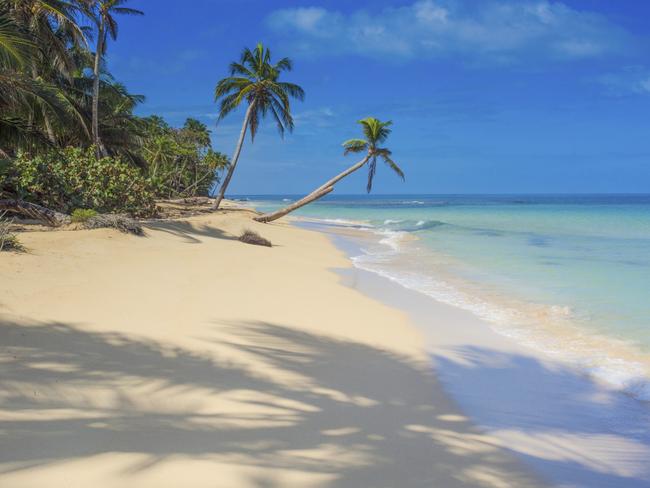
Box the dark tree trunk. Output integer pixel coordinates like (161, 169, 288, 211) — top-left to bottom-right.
(0, 200, 71, 227)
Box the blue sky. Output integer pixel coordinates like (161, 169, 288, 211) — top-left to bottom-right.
(107, 0, 650, 194)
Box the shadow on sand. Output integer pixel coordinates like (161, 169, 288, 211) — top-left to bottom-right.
(431, 345, 650, 488)
(144, 219, 241, 244)
(4, 319, 649, 486)
(0, 319, 549, 487)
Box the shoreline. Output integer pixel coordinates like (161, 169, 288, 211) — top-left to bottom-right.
(301, 219, 650, 487)
(0, 210, 544, 487)
(292, 211, 650, 402)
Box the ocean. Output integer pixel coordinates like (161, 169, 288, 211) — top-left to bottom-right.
(242, 194, 650, 401)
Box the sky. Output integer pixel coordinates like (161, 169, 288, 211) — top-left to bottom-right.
(107, 0, 650, 194)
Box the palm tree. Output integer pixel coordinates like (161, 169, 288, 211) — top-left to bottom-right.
(3, 0, 87, 146)
(254, 117, 404, 223)
(88, 0, 143, 156)
(212, 42, 304, 209)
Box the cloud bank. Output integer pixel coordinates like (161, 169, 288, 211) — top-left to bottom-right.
(267, 0, 630, 63)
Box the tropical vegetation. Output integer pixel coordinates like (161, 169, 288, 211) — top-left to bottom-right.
(0, 0, 228, 222)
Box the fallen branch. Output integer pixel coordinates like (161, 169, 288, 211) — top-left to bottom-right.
(160, 197, 212, 205)
(0, 199, 71, 227)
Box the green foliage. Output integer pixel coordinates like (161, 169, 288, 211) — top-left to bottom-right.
(9, 147, 155, 216)
(215, 42, 305, 140)
(343, 117, 404, 193)
(0, 1, 146, 159)
(0, 211, 22, 252)
(141, 117, 229, 198)
(0, 159, 11, 196)
(71, 208, 99, 223)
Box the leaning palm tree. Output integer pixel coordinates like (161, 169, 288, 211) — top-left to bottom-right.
(88, 0, 143, 155)
(212, 42, 304, 209)
(254, 117, 404, 223)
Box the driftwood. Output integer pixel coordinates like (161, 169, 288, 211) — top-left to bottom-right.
(160, 197, 212, 205)
(0, 199, 71, 226)
(84, 214, 144, 235)
(0, 200, 143, 236)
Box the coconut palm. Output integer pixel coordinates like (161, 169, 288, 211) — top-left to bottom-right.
(254, 117, 404, 223)
(212, 42, 304, 209)
(2, 0, 87, 146)
(88, 0, 143, 155)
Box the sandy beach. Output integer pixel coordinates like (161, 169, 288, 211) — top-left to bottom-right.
(0, 208, 545, 487)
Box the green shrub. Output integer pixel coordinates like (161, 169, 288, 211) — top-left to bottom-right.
(71, 208, 98, 223)
(0, 211, 22, 252)
(10, 147, 156, 216)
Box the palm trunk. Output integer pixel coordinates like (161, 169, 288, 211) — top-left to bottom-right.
(253, 186, 334, 223)
(254, 155, 370, 223)
(213, 103, 254, 210)
(43, 114, 56, 144)
(92, 23, 107, 157)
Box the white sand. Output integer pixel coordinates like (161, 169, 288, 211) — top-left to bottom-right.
(0, 209, 545, 487)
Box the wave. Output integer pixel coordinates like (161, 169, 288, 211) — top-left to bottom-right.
(379, 219, 447, 233)
(349, 230, 650, 402)
(299, 216, 374, 229)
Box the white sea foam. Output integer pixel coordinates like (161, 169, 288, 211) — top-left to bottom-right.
(303, 217, 372, 228)
(377, 230, 407, 251)
(349, 228, 650, 401)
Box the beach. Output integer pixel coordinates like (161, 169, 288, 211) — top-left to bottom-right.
(0, 208, 544, 487)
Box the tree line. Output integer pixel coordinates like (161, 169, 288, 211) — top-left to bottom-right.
(0, 0, 228, 219)
(0, 0, 404, 225)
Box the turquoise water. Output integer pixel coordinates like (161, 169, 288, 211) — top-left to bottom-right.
(243, 194, 650, 398)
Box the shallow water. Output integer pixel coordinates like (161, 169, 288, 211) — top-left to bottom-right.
(243, 194, 650, 399)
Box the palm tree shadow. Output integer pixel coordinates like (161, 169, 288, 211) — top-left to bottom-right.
(431, 345, 650, 488)
(3, 319, 644, 486)
(144, 219, 240, 244)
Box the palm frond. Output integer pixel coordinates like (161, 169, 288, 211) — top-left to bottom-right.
(342, 138, 367, 155)
(0, 13, 34, 68)
(359, 117, 392, 145)
(379, 149, 405, 181)
(214, 42, 304, 143)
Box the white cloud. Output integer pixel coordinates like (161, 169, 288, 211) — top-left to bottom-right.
(597, 66, 650, 96)
(266, 0, 630, 62)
